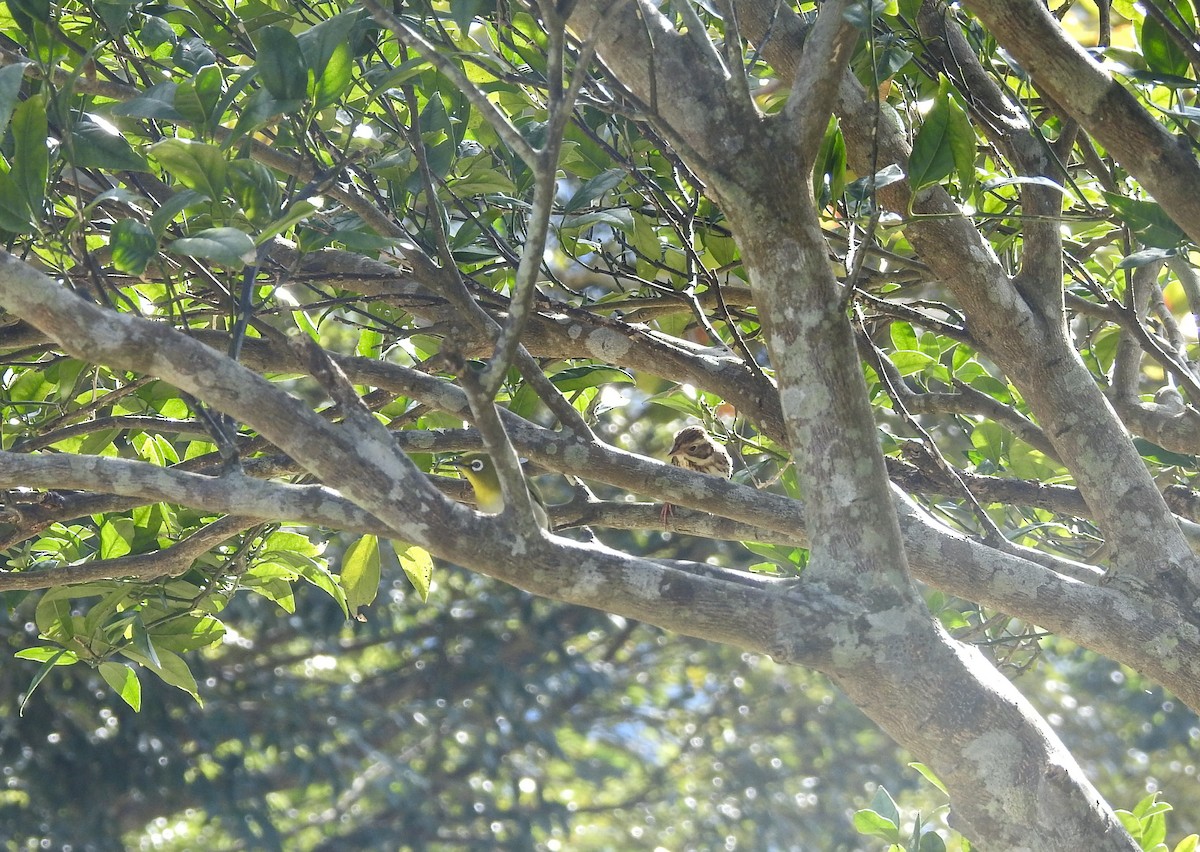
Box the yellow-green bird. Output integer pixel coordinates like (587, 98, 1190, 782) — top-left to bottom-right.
(449, 453, 550, 529)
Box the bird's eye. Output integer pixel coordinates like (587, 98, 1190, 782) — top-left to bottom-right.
(470, 460, 485, 472)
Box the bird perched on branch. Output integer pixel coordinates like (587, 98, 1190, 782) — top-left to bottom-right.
(450, 453, 549, 530)
(661, 426, 733, 523)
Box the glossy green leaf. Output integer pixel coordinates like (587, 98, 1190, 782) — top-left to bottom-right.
(851, 809, 900, 841)
(148, 188, 209, 237)
(0, 171, 33, 232)
(11, 93, 47, 222)
(110, 219, 157, 275)
(121, 646, 201, 702)
(909, 762, 949, 795)
(138, 15, 176, 49)
(550, 365, 634, 392)
(909, 77, 974, 192)
(229, 158, 281, 224)
(148, 138, 227, 198)
(100, 517, 134, 559)
(918, 830, 947, 852)
(256, 25, 308, 102)
(130, 618, 162, 668)
(111, 81, 185, 120)
(0, 61, 30, 139)
(68, 116, 149, 171)
(1103, 191, 1188, 249)
(17, 647, 78, 716)
(167, 227, 256, 266)
(1141, 14, 1190, 78)
(298, 8, 362, 78)
(98, 661, 142, 711)
(395, 541, 432, 602)
(297, 559, 349, 618)
(173, 63, 224, 128)
(563, 168, 625, 213)
(341, 533, 381, 617)
(814, 114, 847, 207)
(230, 87, 303, 140)
(8, 0, 51, 22)
(95, 0, 135, 34)
(14, 646, 80, 664)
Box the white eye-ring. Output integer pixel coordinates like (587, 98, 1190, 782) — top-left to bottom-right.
(470, 459, 486, 473)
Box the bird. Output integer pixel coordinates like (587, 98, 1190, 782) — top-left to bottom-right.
(661, 425, 733, 523)
(449, 453, 550, 529)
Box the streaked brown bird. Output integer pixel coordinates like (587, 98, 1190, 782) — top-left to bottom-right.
(661, 425, 733, 523)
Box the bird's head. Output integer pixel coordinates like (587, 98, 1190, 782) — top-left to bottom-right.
(448, 453, 504, 512)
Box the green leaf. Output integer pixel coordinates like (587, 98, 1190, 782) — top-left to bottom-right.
(918, 830, 947, 852)
(138, 15, 176, 49)
(173, 63, 224, 128)
(1115, 809, 1141, 839)
(889, 350, 934, 376)
(889, 320, 918, 351)
(0, 61, 30, 139)
(909, 762, 949, 795)
(228, 158, 280, 224)
(395, 541, 432, 602)
(814, 114, 847, 207)
(15, 646, 80, 664)
(256, 199, 317, 244)
(297, 8, 363, 81)
(852, 809, 901, 841)
(310, 40, 353, 110)
(148, 138, 227, 198)
(0, 171, 33, 232)
(100, 517, 134, 559)
(341, 534, 381, 617)
(869, 786, 901, 827)
(94, 0, 134, 33)
(11, 93, 48, 222)
(1141, 14, 1191, 78)
(110, 219, 157, 275)
(8, 0, 51, 23)
(296, 559, 349, 618)
(149, 614, 225, 653)
(1117, 247, 1176, 269)
(68, 116, 149, 171)
(1103, 191, 1187, 249)
(256, 25, 308, 102)
(121, 646, 201, 702)
(167, 227, 256, 266)
(130, 617, 161, 668)
(111, 81, 185, 121)
(148, 188, 209, 237)
(230, 87, 303, 140)
(908, 78, 973, 192)
(98, 661, 142, 711)
(557, 208, 634, 233)
(550, 365, 634, 392)
(292, 306, 320, 341)
(17, 647, 78, 716)
(563, 168, 625, 212)
(971, 420, 1009, 464)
